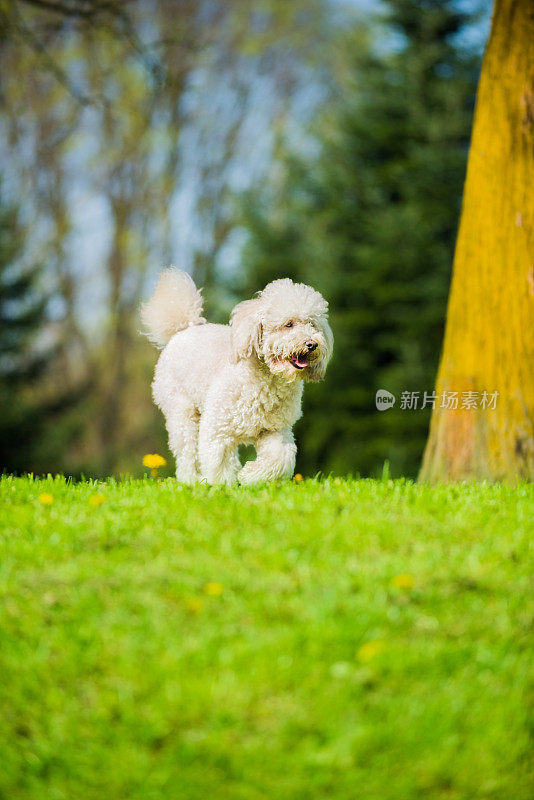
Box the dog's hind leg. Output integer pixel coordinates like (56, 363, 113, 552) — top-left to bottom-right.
(165, 397, 201, 484)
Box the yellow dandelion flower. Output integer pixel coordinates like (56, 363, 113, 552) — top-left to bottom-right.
(294, 473, 303, 483)
(185, 597, 204, 613)
(357, 640, 386, 663)
(143, 453, 167, 469)
(390, 573, 414, 590)
(38, 493, 54, 506)
(89, 493, 106, 507)
(204, 581, 224, 596)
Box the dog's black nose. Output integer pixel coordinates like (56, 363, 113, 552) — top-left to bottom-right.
(305, 340, 318, 352)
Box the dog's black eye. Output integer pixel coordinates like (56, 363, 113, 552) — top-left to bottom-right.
(285, 321, 294, 328)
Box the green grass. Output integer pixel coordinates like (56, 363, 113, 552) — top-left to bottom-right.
(0, 476, 532, 800)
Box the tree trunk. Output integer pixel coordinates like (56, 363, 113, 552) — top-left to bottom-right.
(419, 0, 534, 483)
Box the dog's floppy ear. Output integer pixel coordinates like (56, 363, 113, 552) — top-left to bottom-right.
(307, 316, 334, 382)
(230, 298, 263, 362)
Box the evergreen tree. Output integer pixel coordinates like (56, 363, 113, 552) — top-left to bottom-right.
(238, 0, 481, 477)
(0, 190, 56, 473)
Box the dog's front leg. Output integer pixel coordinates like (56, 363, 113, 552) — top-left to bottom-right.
(198, 418, 240, 485)
(238, 428, 296, 485)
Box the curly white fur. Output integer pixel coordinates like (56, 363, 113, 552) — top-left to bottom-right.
(140, 268, 205, 347)
(141, 268, 333, 485)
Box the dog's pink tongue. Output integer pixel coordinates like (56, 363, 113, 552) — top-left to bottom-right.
(296, 355, 309, 368)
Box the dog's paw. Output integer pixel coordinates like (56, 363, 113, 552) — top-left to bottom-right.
(204, 466, 239, 485)
(238, 461, 290, 485)
(176, 469, 202, 485)
(237, 462, 263, 486)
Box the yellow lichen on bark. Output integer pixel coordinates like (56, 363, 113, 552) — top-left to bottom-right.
(420, 0, 534, 482)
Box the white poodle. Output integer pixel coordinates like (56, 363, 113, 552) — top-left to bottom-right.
(141, 268, 333, 485)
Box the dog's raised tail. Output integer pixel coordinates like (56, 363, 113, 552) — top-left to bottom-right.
(140, 267, 205, 348)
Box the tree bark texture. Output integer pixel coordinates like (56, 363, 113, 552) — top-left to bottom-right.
(420, 0, 534, 482)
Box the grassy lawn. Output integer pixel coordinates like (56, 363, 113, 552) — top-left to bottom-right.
(0, 476, 532, 800)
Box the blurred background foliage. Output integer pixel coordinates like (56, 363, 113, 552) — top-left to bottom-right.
(0, 0, 489, 478)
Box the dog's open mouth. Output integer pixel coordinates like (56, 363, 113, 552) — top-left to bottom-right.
(288, 352, 309, 369)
